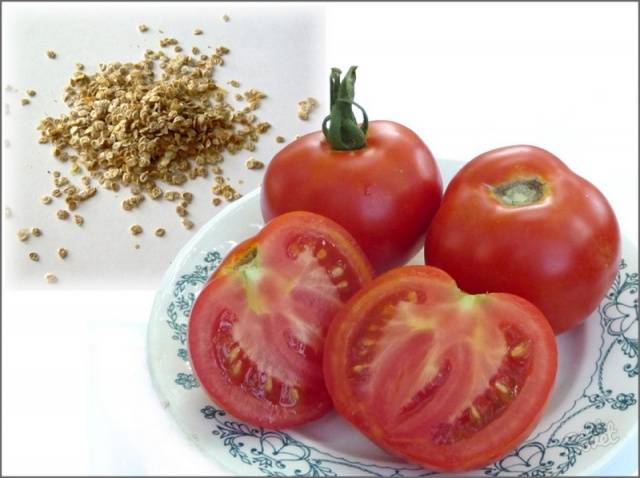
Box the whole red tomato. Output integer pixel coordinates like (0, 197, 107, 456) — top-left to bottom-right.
(425, 145, 621, 334)
(261, 67, 442, 273)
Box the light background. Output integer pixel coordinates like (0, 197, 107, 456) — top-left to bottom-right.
(2, 1, 325, 289)
(2, 2, 638, 475)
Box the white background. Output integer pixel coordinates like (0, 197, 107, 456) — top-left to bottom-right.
(2, 2, 325, 289)
(2, 2, 638, 476)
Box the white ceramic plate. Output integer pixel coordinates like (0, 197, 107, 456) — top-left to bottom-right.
(148, 160, 638, 476)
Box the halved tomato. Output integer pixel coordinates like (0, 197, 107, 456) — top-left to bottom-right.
(323, 266, 557, 471)
(188, 211, 374, 428)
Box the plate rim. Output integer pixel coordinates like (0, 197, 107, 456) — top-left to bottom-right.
(147, 178, 638, 476)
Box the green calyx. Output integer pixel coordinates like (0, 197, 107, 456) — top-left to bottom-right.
(322, 66, 369, 151)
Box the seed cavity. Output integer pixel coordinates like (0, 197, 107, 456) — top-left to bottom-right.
(353, 364, 368, 374)
(494, 380, 511, 398)
(289, 387, 300, 402)
(510, 341, 530, 358)
(287, 243, 301, 258)
(231, 360, 242, 377)
(227, 346, 240, 363)
(382, 304, 395, 316)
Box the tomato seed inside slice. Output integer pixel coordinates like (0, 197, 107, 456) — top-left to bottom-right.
(346, 295, 534, 442)
(430, 324, 533, 444)
(210, 233, 366, 409)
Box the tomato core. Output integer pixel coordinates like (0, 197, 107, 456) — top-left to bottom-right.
(492, 178, 546, 206)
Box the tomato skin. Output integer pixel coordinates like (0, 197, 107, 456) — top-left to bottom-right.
(425, 145, 621, 334)
(261, 120, 442, 274)
(189, 212, 374, 428)
(323, 265, 557, 472)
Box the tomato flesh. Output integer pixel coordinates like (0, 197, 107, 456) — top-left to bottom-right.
(189, 212, 374, 428)
(323, 266, 557, 471)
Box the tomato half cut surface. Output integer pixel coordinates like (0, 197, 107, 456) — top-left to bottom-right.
(323, 266, 557, 471)
(188, 211, 374, 428)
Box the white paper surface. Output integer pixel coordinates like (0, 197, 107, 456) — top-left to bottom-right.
(2, 1, 326, 289)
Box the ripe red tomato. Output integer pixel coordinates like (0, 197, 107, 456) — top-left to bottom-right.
(188, 211, 374, 428)
(323, 265, 557, 472)
(261, 67, 442, 273)
(424, 145, 621, 334)
(262, 121, 441, 274)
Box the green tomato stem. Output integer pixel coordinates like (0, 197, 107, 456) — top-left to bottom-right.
(322, 66, 369, 151)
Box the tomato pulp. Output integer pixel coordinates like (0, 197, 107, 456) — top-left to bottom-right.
(323, 266, 557, 471)
(425, 145, 621, 334)
(188, 212, 373, 428)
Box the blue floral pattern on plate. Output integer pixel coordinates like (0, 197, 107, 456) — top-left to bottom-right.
(162, 252, 637, 476)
